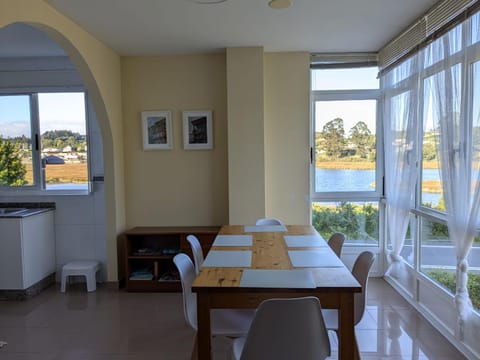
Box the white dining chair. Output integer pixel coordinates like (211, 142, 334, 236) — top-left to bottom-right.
(173, 253, 254, 359)
(327, 232, 346, 258)
(231, 296, 331, 360)
(255, 218, 285, 226)
(186, 234, 204, 275)
(321, 251, 375, 356)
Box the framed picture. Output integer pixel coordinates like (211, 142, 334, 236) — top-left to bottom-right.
(182, 110, 213, 150)
(141, 111, 173, 150)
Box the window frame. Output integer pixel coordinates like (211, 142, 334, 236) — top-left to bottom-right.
(0, 87, 91, 195)
(310, 67, 384, 249)
(310, 88, 383, 201)
(382, 14, 480, 313)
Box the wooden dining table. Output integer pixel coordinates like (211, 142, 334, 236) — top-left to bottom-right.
(192, 224, 361, 360)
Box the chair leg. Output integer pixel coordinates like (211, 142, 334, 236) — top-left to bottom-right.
(86, 272, 97, 292)
(60, 273, 68, 293)
(190, 333, 198, 360)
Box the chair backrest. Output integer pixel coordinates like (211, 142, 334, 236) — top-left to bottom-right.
(238, 297, 330, 360)
(352, 251, 375, 325)
(173, 253, 197, 330)
(186, 234, 204, 275)
(327, 232, 346, 258)
(255, 218, 284, 226)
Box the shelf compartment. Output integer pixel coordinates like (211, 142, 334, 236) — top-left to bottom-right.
(123, 226, 220, 292)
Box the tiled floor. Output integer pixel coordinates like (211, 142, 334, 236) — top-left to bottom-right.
(0, 278, 467, 359)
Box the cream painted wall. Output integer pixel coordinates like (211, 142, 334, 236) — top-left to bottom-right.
(0, 0, 125, 282)
(264, 52, 310, 224)
(0, 0, 310, 281)
(226, 47, 266, 224)
(121, 54, 228, 227)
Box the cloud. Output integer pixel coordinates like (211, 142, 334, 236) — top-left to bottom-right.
(0, 121, 30, 138)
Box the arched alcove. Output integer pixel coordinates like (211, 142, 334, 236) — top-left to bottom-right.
(0, 21, 120, 282)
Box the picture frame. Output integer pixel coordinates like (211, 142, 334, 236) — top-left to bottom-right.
(141, 111, 173, 150)
(182, 110, 213, 150)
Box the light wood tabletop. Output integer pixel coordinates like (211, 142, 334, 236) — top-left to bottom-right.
(192, 224, 361, 360)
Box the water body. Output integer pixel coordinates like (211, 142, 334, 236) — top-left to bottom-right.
(315, 168, 441, 206)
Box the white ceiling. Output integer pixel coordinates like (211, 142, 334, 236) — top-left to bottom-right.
(2, 0, 442, 57)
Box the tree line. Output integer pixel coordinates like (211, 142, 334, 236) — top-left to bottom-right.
(41, 130, 87, 151)
(317, 118, 441, 162)
(317, 118, 375, 161)
(4, 130, 87, 153)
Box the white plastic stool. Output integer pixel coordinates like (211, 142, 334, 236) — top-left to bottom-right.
(61, 260, 100, 293)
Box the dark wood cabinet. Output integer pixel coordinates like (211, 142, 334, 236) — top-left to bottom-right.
(123, 226, 220, 292)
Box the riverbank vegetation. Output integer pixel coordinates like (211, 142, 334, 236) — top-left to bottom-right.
(428, 270, 480, 310)
(312, 202, 378, 242)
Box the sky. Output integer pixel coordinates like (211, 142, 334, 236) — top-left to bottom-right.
(312, 67, 378, 135)
(0, 92, 86, 138)
(315, 100, 377, 135)
(312, 67, 379, 91)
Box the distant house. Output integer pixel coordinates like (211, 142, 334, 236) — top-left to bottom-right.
(43, 155, 65, 164)
(63, 153, 79, 160)
(62, 145, 76, 152)
(43, 147, 61, 153)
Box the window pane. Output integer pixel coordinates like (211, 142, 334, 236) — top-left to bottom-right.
(314, 100, 377, 192)
(418, 217, 479, 312)
(38, 92, 88, 190)
(469, 241, 480, 311)
(422, 76, 443, 209)
(311, 67, 379, 90)
(473, 61, 480, 173)
(420, 218, 454, 289)
(387, 214, 415, 266)
(471, 12, 480, 45)
(0, 95, 33, 186)
(422, 64, 462, 210)
(424, 25, 462, 68)
(312, 201, 379, 245)
(470, 61, 480, 312)
(448, 25, 463, 55)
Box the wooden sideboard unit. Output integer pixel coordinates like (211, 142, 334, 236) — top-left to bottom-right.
(123, 226, 220, 292)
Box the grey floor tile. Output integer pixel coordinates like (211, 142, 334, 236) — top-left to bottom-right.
(0, 280, 469, 360)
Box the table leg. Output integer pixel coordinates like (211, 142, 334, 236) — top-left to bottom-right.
(354, 334, 360, 360)
(338, 293, 356, 360)
(196, 293, 212, 360)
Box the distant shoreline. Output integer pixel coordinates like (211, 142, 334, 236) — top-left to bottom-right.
(316, 160, 439, 170)
(316, 161, 442, 193)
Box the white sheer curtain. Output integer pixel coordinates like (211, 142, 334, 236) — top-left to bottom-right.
(383, 56, 419, 266)
(426, 23, 480, 337)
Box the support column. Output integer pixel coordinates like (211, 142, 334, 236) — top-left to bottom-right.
(226, 47, 265, 224)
